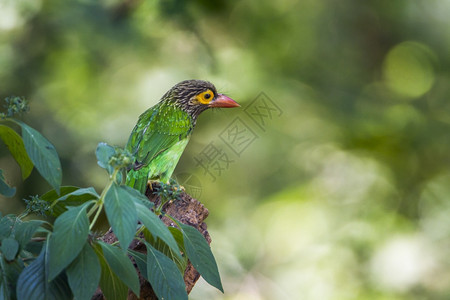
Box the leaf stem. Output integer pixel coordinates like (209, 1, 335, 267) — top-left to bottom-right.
(17, 210, 30, 220)
(135, 225, 145, 237)
(86, 201, 99, 218)
(89, 168, 119, 230)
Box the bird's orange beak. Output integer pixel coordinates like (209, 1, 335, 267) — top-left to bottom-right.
(209, 94, 240, 108)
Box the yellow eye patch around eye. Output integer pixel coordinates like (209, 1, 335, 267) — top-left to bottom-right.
(196, 90, 214, 104)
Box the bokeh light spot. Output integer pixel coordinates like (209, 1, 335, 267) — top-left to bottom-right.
(383, 41, 436, 99)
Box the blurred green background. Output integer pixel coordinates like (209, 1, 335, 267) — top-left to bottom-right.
(1, 0, 450, 299)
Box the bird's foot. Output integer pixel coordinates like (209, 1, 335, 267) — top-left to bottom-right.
(147, 180, 158, 192)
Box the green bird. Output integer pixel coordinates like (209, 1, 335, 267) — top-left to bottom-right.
(126, 79, 240, 193)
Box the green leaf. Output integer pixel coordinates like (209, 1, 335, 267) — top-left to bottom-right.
(66, 243, 101, 300)
(0, 170, 15, 197)
(145, 242, 188, 300)
(48, 202, 92, 280)
(41, 186, 98, 217)
(16, 243, 72, 300)
(23, 240, 44, 257)
(51, 187, 99, 217)
(154, 227, 188, 272)
(0, 237, 19, 261)
(96, 142, 115, 174)
(99, 242, 140, 296)
(0, 216, 44, 255)
(15, 120, 62, 194)
(40, 186, 78, 203)
(14, 220, 44, 248)
(168, 226, 185, 254)
(56, 187, 99, 202)
(179, 223, 223, 292)
(0, 214, 16, 239)
(104, 183, 138, 249)
(122, 185, 154, 209)
(128, 250, 148, 280)
(93, 243, 128, 300)
(0, 124, 33, 180)
(0, 256, 23, 300)
(134, 201, 181, 259)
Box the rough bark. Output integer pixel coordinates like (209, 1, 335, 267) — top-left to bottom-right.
(92, 183, 211, 300)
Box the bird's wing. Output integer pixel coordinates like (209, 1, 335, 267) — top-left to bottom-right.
(126, 103, 193, 168)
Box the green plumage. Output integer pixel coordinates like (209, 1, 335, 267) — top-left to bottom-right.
(125, 80, 239, 194)
(126, 101, 193, 192)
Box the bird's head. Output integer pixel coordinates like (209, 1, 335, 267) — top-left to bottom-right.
(165, 80, 240, 118)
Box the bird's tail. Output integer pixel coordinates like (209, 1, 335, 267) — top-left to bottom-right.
(126, 169, 148, 194)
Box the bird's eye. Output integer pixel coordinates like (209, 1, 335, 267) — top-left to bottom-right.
(196, 90, 214, 104)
